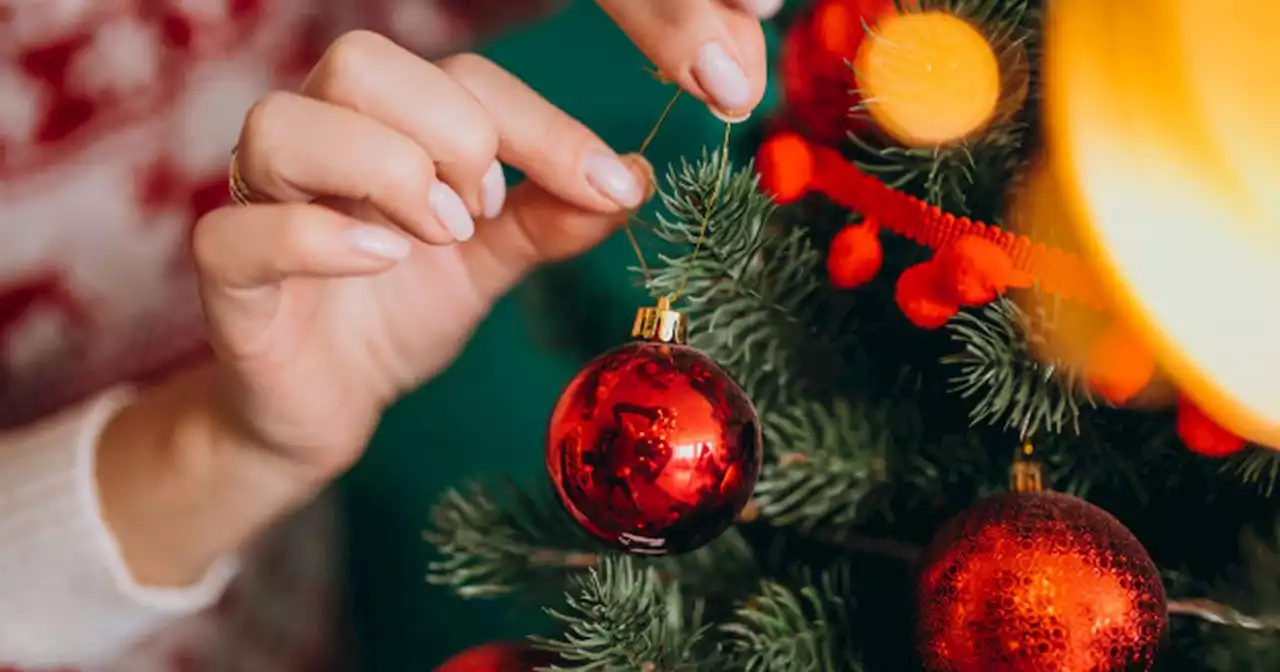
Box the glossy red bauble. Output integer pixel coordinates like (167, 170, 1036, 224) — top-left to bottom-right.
(916, 491, 1167, 672)
(546, 341, 762, 555)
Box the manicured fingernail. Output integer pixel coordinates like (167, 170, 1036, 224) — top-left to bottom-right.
(742, 0, 783, 18)
(712, 109, 752, 124)
(584, 150, 643, 208)
(347, 224, 410, 260)
(694, 42, 751, 115)
(429, 182, 475, 241)
(480, 160, 506, 220)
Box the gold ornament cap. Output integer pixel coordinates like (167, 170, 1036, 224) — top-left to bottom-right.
(632, 296, 688, 345)
(1010, 441, 1044, 493)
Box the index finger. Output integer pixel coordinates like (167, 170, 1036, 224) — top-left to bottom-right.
(439, 53, 648, 215)
(596, 0, 768, 120)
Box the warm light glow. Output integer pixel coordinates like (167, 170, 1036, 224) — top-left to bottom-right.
(1035, 0, 1280, 447)
(854, 11, 1001, 146)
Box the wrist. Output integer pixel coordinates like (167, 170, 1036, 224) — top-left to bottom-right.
(96, 363, 317, 588)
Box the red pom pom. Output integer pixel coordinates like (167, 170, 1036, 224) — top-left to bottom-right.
(756, 132, 815, 204)
(828, 219, 883, 289)
(895, 262, 960, 329)
(436, 642, 554, 672)
(1177, 396, 1248, 458)
(933, 235, 1033, 307)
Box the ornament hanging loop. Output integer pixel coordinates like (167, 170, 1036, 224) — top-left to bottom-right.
(1010, 440, 1044, 493)
(632, 295, 688, 345)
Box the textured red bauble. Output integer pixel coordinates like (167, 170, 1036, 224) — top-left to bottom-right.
(546, 340, 762, 555)
(916, 491, 1167, 672)
(435, 641, 554, 671)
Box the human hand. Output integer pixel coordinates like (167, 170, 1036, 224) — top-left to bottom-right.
(596, 0, 774, 120)
(194, 32, 652, 483)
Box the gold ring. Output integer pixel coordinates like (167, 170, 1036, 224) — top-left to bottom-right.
(228, 147, 267, 206)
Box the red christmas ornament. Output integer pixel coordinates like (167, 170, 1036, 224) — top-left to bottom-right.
(435, 641, 554, 672)
(916, 490, 1167, 672)
(1176, 395, 1248, 457)
(827, 219, 883, 289)
(546, 298, 762, 555)
(781, 0, 898, 143)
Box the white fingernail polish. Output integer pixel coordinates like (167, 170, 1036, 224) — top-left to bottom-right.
(743, 0, 783, 18)
(712, 108, 752, 124)
(584, 151, 643, 208)
(480, 160, 506, 220)
(429, 182, 476, 241)
(347, 224, 411, 260)
(693, 42, 751, 115)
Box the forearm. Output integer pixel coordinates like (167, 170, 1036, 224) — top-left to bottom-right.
(96, 363, 319, 588)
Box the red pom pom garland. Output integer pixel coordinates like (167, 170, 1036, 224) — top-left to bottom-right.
(757, 131, 1245, 455)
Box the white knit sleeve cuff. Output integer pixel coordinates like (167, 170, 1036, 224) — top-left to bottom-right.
(0, 388, 240, 667)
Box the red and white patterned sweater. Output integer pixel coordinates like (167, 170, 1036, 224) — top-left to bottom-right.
(0, 1, 553, 669)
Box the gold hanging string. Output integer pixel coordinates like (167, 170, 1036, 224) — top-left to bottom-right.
(626, 72, 736, 304)
(671, 121, 732, 303)
(626, 86, 683, 281)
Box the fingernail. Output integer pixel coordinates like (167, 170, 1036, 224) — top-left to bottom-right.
(429, 182, 475, 241)
(694, 42, 751, 115)
(480, 160, 506, 220)
(742, 0, 783, 18)
(712, 109, 752, 124)
(584, 150, 644, 208)
(347, 224, 411, 260)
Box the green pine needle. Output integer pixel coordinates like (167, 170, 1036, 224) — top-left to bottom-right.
(533, 556, 712, 671)
(942, 295, 1095, 439)
(425, 480, 596, 598)
(752, 399, 892, 531)
(721, 570, 863, 672)
(644, 151, 856, 410)
(1227, 449, 1280, 497)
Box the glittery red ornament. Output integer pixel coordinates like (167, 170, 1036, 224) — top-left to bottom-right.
(546, 300, 762, 555)
(916, 491, 1167, 672)
(435, 641, 554, 671)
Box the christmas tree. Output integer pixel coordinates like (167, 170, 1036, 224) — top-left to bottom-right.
(426, 1, 1280, 669)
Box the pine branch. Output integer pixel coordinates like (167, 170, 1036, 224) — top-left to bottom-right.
(942, 295, 1096, 440)
(1164, 521, 1280, 670)
(534, 556, 715, 671)
(642, 151, 857, 411)
(425, 480, 597, 598)
(751, 398, 892, 532)
(720, 569, 863, 671)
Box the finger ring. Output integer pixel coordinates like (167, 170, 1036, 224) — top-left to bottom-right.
(228, 146, 267, 206)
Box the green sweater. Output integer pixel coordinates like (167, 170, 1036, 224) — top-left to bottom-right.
(339, 2, 777, 667)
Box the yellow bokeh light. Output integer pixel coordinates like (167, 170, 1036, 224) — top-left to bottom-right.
(854, 11, 1001, 147)
(1034, 0, 1280, 447)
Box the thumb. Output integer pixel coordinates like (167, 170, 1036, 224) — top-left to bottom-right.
(463, 154, 654, 301)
